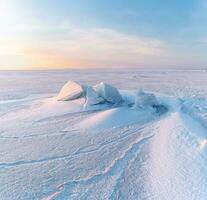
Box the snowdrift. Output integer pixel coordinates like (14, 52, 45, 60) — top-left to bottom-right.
(56, 82, 169, 130)
(78, 107, 156, 130)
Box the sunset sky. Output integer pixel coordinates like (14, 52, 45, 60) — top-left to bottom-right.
(0, 0, 207, 70)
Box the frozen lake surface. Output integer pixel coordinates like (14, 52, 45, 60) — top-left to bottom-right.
(1, 69, 207, 200)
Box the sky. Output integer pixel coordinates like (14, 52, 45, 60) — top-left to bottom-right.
(0, 0, 207, 70)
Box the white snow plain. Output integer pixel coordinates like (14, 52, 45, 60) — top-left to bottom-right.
(0, 69, 207, 200)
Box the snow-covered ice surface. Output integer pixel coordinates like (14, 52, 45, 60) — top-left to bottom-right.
(1, 69, 207, 200)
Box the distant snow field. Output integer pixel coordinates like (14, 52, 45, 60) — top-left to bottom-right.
(0, 69, 207, 200)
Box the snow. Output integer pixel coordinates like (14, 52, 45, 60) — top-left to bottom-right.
(0, 69, 207, 200)
(56, 81, 84, 101)
(94, 82, 122, 104)
(78, 107, 156, 130)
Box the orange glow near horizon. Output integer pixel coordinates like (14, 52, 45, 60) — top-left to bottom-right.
(0, 47, 100, 70)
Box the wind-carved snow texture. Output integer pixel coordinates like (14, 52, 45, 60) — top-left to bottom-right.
(0, 69, 207, 200)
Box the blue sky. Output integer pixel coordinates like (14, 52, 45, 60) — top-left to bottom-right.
(0, 0, 207, 69)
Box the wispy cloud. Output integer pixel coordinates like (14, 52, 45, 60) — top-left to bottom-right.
(1, 0, 207, 69)
(20, 27, 167, 68)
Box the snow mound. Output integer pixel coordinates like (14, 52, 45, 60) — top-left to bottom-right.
(56, 81, 84, 101)
(84, 86, 104, 107)
(134, 90, 158, 108)
(94, 82, 122, 104)
(78, 107, 155, 130)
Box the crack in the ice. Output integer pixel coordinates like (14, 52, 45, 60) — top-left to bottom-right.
(51, 134, 154, 199)
(0, 127, 147, 169)
(0, 129, 79, 140)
